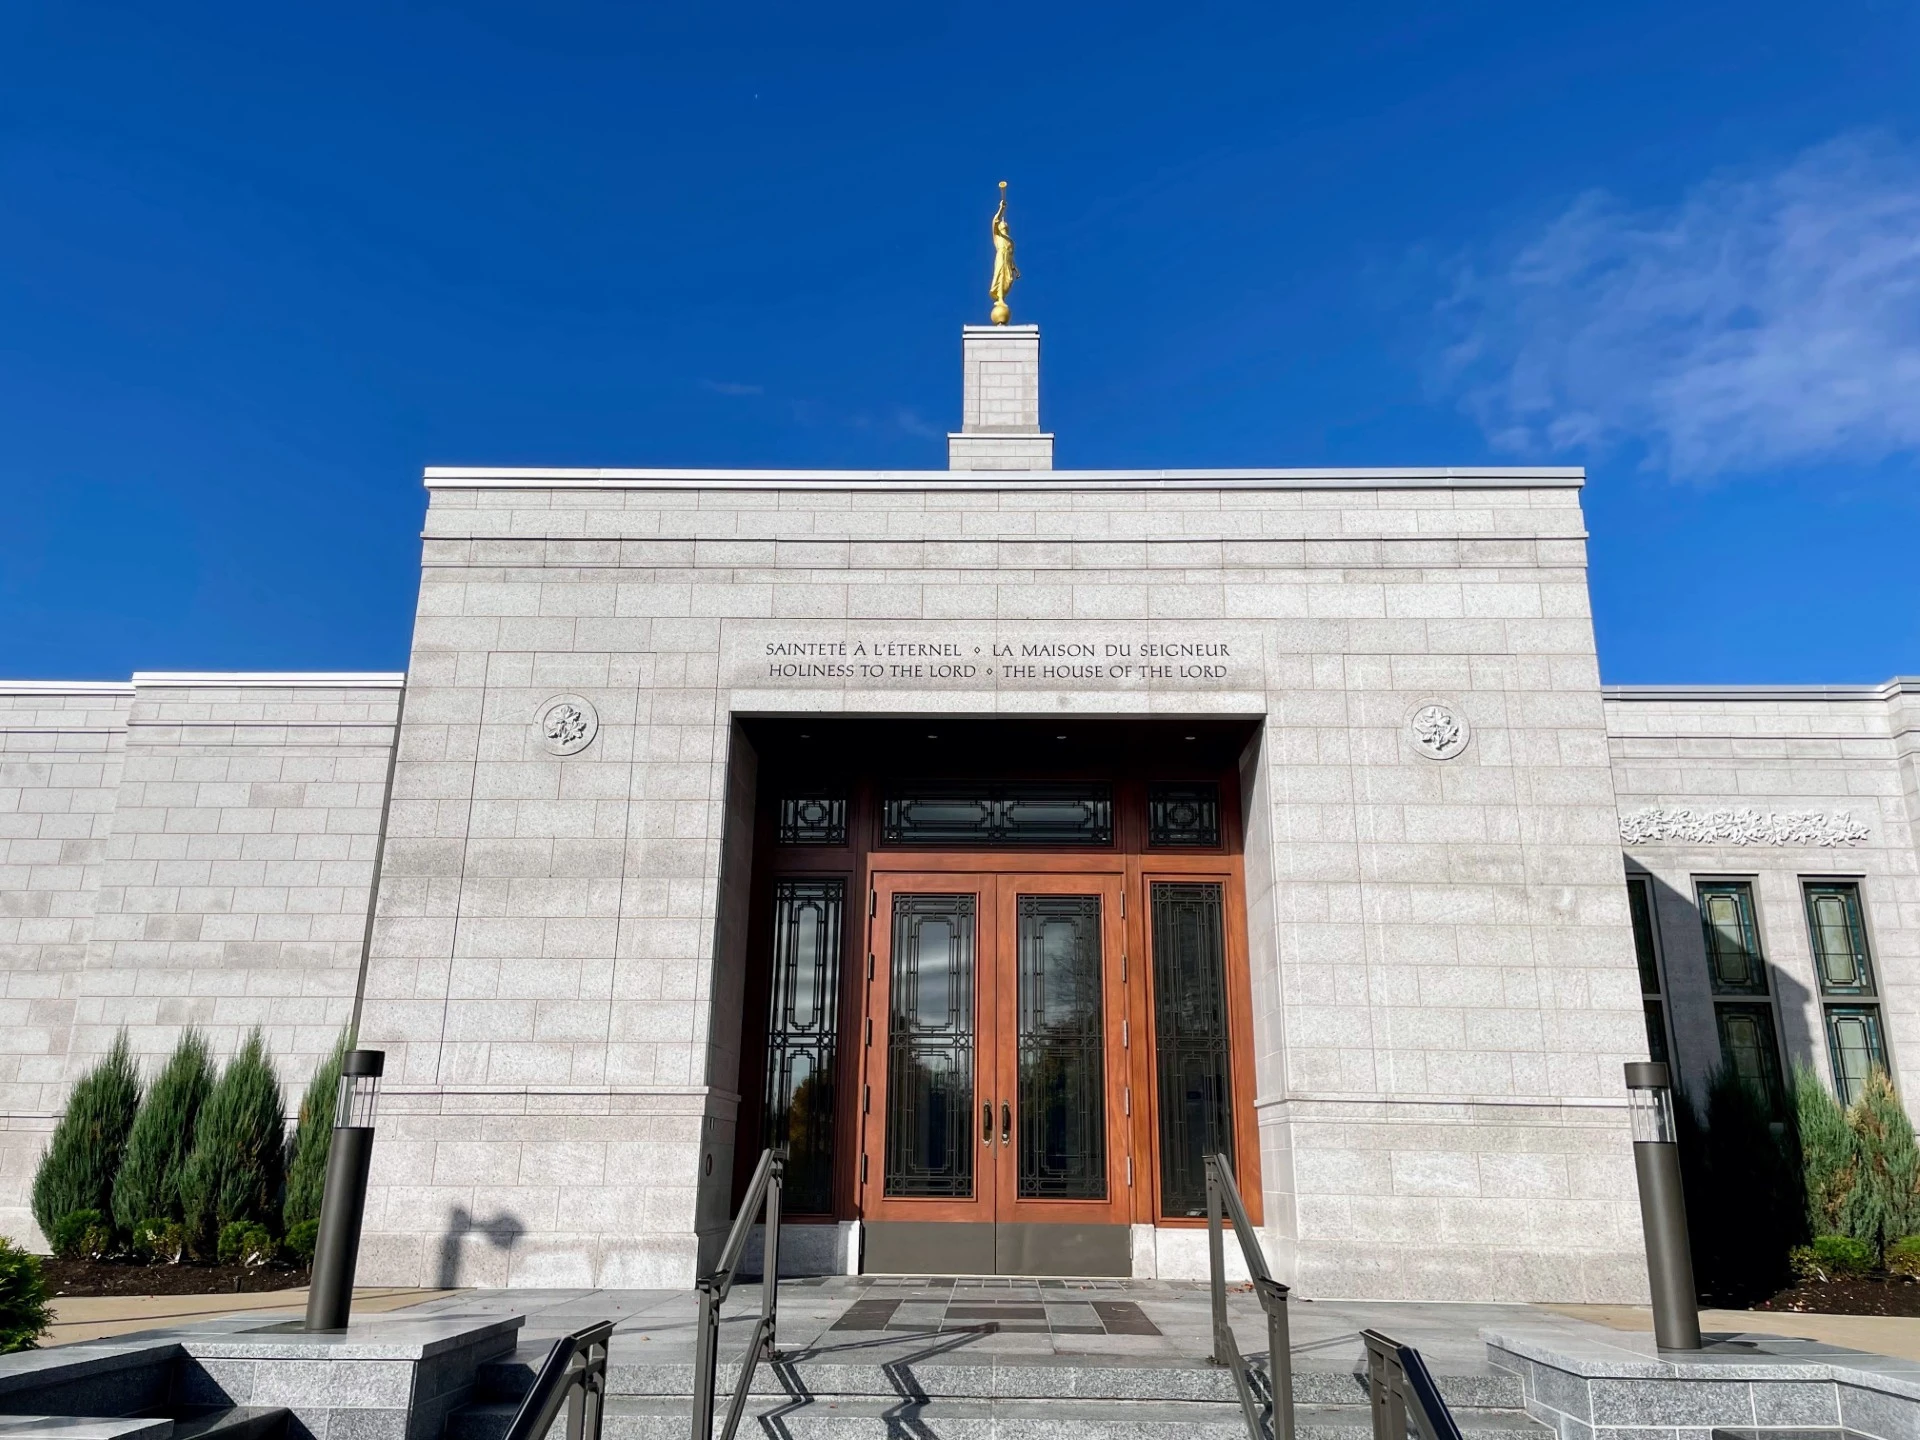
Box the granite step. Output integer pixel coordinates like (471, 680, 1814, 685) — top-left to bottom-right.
(475, 1349, 1524, 1410)
(449, 1395, 1549, 1440)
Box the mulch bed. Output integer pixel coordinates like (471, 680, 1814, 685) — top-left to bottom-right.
(42, 1257, 310, 1298)
(1751, 1272, 1920, 1317)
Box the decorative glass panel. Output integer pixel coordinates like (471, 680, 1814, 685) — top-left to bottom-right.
(882, 782, 1112, 847)
(1151, 882, 1235, 1218)
(778, 791, 848, 846)
(1824, 1006, 1887, 1106)
(884, 895, 977, 1197)
(763, 879, 844, 1213)
(1806, 884, 1874, 995)
(1148, 783, 1221, 848)
(1627, 877, 1663, 996)
(1699, 883, 1768, 995)
(1715, 1002, 1786, 1115)
(1016, 895, 1108, 1199)
(1643, 999, 1670, 1067)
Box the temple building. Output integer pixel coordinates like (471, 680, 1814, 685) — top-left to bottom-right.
(3, 315, 1916, 1302)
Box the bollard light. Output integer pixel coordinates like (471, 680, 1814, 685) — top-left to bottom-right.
(305, 1049, 385, 1332)
(1624, 1061, 1701, 1350)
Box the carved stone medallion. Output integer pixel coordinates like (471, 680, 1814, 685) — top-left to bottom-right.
(535, 694, 598, 756)
(1408, 699, 1470, 761)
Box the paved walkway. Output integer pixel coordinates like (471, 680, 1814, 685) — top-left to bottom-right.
(45, 1286, 455, 1344)
(1546, 1301, 1920, 1363)
(408, 1277, 1598, 1378)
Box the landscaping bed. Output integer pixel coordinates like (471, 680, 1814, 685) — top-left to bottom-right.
(41, 1256, 310, 1299)
(1753, 1272, 1920, 1317)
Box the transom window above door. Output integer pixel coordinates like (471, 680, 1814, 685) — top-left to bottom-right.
(881, 781, 1114, 847)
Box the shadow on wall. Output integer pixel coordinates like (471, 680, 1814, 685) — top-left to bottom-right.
(436, 1206, 527, 1287)
(1642, 871, 1816, 1307)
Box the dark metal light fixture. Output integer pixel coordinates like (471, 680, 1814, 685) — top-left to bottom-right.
(1624, 1061, 1701, 1350)
(305, 1049, 385, 1331)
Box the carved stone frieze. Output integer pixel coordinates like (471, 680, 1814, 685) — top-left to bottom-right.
(1618, 805, 1869, 848)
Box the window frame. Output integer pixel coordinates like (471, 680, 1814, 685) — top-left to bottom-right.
(1625, 871, 1673, 1067)
(1803, 879, 1892, 1104)
(1693, 876, 1788, 1116)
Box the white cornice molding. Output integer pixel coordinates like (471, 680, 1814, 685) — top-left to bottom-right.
(131, 672, 406, 689)
(421, 465, 1586, 492)
(0, 680, 136, 695)
(1603, 678, 1920, 703)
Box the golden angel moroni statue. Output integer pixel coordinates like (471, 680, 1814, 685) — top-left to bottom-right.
(988, 180, 1019, 324)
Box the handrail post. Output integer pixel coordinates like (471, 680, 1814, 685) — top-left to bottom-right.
(761, 1150, 784, 1361)
(1205, 1154, 1228, 1366)
(691, 1276, 720, 1440)
(1261, 1276, 1295, 1440)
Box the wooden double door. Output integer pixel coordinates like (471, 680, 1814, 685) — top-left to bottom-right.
(857, 870, 1134, 1275)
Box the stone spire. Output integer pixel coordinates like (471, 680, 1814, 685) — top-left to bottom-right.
(947, 324, 1054, 470)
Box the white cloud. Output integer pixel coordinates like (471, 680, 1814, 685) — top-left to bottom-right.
(1440, 133, 1920, 477)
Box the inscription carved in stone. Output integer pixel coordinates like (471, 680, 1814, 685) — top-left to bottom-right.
(1619, 806, 1870, 848)
(1408, 701, 1469, 760)
(536, 695, 598, 756)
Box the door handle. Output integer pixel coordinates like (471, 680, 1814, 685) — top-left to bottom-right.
(1001, 1101, 1011, 1146)
(983, 1102, 993, 1144)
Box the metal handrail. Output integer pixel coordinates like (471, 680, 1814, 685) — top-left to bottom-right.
(502, 1319, 613, 1440)
(690, 1146, 785, 1440)
(1360, 1330, 1465, 1440)
(1204, 1152, 1295, 1440)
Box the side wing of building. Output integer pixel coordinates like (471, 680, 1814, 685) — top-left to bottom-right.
(0, 675, 401, 1247)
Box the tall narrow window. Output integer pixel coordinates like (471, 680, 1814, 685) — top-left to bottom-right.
(1626, 874, 1671, 1066)
(884, 895, 977, 1197)
(1805, 882, 1889, 1105)
(1150, 882, 1235, 1217)
(1697, 880, 1785, 1115)
(762, 879, 845, 1212)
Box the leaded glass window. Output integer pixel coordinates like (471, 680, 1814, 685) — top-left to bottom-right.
(1627, 875, 1670, 1066)
(1825, 1006, 1888, 1106)
(778, 791, 848, 846)
(882, 782, 1112, 847)
(1147, 783, 1221, 848)
(884, 894, 977, 1197)
(1806, 884, 1874, 995)
(1806, 883, 1890, 1104)
(1016, 895, 1108, 1199)
(1150, 882, 1235, 1218)
(1715, 1002, 1785, 1115)
(1699, 882, 1767, 995)
(762, 879, 845, 1212)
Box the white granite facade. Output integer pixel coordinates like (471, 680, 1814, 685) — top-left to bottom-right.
(4, 331, 1916, 1301)
(0, 675, 401, 1246)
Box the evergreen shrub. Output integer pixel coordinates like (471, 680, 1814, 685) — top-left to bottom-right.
(1886, 1235, 1920, 1277)
(0, 1238, 52, 1353)
(180, 1031, 286, 1255)
(49, 1209, 112, 1262)
(283, 1218, 321, 1266)
(1792, 1062, 1856, 1237)
(1791, 1233, 1875, 1281)
(1691, 1063, 1803, 1303)
(283, 1034, 345, 1233)
(30, 1031, 141, 1240)
(1841, 1068, 1920, 1258)
(129, 1217, 185, 1265)
(216, 1221, 276, 1269)
(113, 1028, 214, 1233)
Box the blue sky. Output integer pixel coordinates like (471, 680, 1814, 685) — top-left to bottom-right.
(4, 2, 1919, 682)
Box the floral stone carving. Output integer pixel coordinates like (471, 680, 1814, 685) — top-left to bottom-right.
(535, 694, 598, 756)
(1619, 806, 1869, 848)
(1408, 700, 1470, 760)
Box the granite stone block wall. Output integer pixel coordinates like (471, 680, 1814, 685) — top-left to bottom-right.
(0, 675, 401, 1247)
(349, 469, 1651, 1299)
(1605, 683, 1920, 1107)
